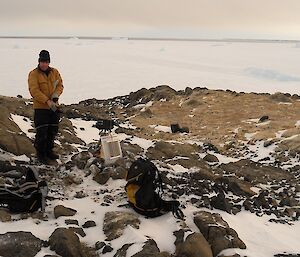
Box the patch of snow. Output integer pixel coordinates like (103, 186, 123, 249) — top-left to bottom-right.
(256, 120, 271, 126)
(0, 148, 30, 162)
(119, 122, 137, 129)
(295, 120, 300, 127)
(149, 125, 172, 133)
(218, 210, 300, 257)
(243, 118, 260, 124)
(276, 130, 287, 138)
(118, 133, 155, 150)
(246, 140, 277, 162)
(133, 101, 153, 111)
(233, 127, 240, 134)
(278, 102, 293, 105)
(35, 247, 58, 257)
(250, 186, 261, 194)
(13, 154, 30, 162)
(10, 114, 35, 139)
(69, 119, 99, 144)
(244, 132, 258, 140)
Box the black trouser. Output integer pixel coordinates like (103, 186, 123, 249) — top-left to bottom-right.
(34, 109, 60, 157)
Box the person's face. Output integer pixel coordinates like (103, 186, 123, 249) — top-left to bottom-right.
(39, 61, 50, 71)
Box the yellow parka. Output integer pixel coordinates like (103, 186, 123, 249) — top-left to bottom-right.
(28, 67, 64, 109)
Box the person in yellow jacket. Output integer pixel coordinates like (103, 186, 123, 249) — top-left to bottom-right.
(28, 50, 64, 164)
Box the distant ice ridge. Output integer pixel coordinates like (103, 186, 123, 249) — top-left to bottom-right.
(244, 67, 300, 82)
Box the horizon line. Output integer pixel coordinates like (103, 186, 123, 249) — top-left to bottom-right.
(0, 35, 300, 43)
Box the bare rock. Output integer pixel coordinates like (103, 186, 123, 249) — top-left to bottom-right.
(270, 92, 291, 103)
(203, 154, 219, 163)
(71, 151, 93, 169)
(65, 219, 79, 226)
(0, 209, 11, 222)
(49, 228, 86, 257)
(194, 211, 246, 257)
(175, 232, 213, 257)
(0, 231, 44, 257)
(0, 106, 35, 156)
(82, 220, 96, 228)
(110, 166, 127, 180)
(93, 166, 112, 185)
(210, 193, 233, 213)
(132, 240, 160, 257)
(113, 243, 133, 257)
(54, 205, 77, 219)
(103, 211, 140, 240)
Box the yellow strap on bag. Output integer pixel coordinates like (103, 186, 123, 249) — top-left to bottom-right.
(126, 184, 140, 205)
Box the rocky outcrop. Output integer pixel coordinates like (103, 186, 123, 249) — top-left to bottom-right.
(103, 211, 140, 240)
(175, 232, 213, 257)
(132, 240, 160, 257)
(0, 105, 35, 156)
(194, 211, 246, 257)
(219, 160, 293, 184)
(49, 228, 86, 257)
(0, 231, 44, 257)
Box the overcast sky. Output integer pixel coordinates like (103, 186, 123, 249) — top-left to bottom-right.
(1, 0, 300, 39)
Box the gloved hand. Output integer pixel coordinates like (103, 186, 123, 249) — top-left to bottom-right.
(47, 99, 57, 112)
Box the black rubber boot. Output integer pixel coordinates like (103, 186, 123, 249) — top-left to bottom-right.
(47, 151, 59, 160)
(37, 152, 49, 165)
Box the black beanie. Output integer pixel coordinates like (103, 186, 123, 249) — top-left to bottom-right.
(38, 50, 50, 63)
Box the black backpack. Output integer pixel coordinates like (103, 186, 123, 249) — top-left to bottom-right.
(125, 158, 184, 219)
(0, 167, 48, 213)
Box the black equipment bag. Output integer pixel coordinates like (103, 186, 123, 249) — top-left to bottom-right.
(95, 119, 114, 132)
(0, 167, 48, 213)
(125, 158, 184, 219)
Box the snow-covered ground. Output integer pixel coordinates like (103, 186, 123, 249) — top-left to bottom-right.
(0, 38, 300, 104)
(2, 114, 300, 256)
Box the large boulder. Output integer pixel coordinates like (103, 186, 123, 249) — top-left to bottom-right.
(49, 228, 86, 257)
(270, 92, 291, 103)
(103, 211, 140, 240)
(0, 231, 44, 257)
(92, 166, 112, 185)
(147, 141, 200, 161)
(219, 160, 293, 184)
(175, 232, 213, 257)
(0, 105, 35, 156)
(132, 239, 169, 257)
(194, 211, 246, 257)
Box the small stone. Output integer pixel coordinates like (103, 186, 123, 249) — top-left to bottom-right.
(102, 245, 113, 254)
(54, 205, 77, 219)
(0, 209, 11, 222)
(93, 167, 112, 185)
(259, 115, 269, 123)
(74, 191, 86, 199)
(95, 241, 106, 250)
(82, 220, 96, 228)
(203, 154, 219, 163)
(65, 219, 79, 226)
